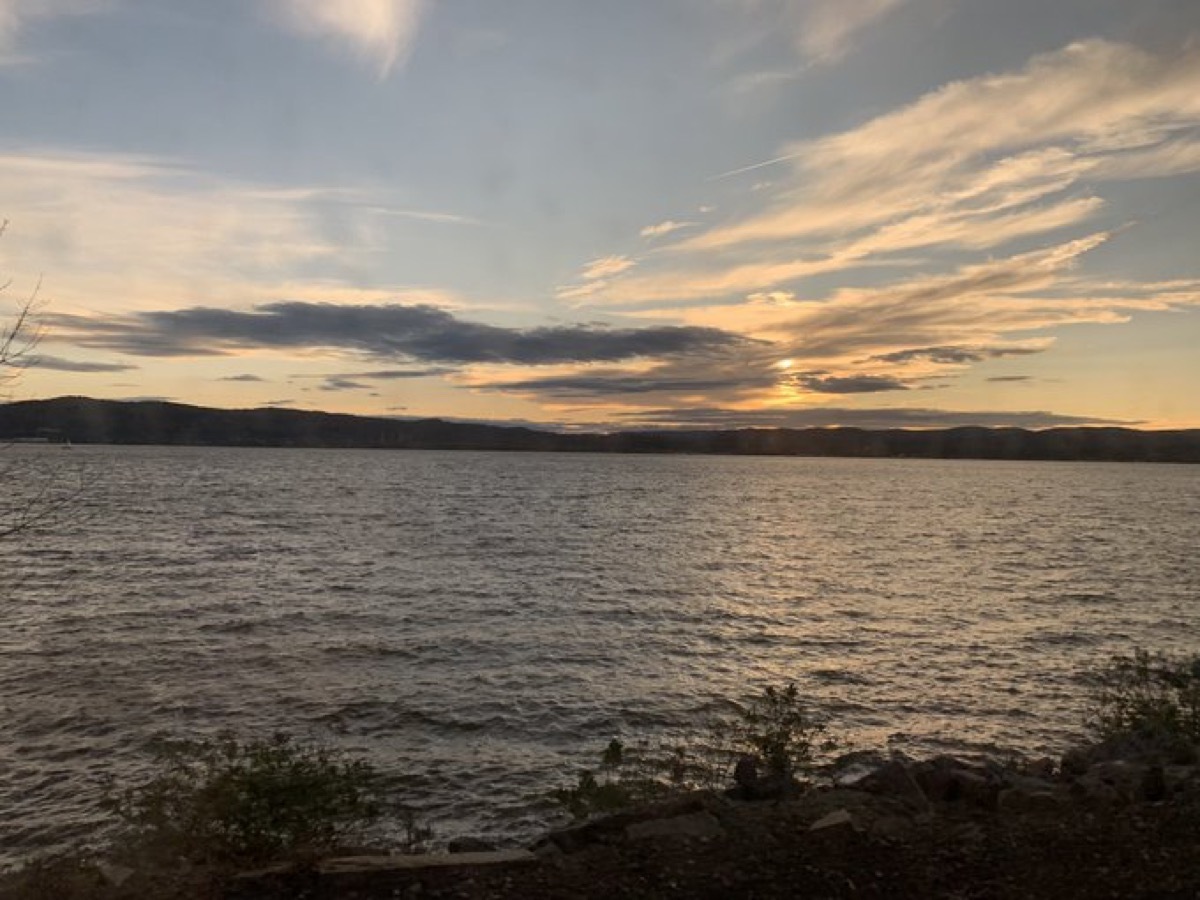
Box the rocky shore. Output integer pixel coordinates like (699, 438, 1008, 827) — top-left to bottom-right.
(9, 734, 1199, 899)
(217, 739, 1200, 900)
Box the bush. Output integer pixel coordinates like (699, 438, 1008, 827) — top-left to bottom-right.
(732, 682, 832, 777)
(1088, 649, 1200, 750)
(555, 682, 836, 819)
(107, 732, 382, 864)
(552, 738, 700, 820)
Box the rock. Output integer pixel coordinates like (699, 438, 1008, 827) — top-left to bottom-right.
(1075, 760, 1147, 805)
(998, 786, 1065, 814)
(1006, 774, 1058, 795)
(854, 758, 931, 813)
(1061, 746, 1093, 777)
(733, 754, 760, 795)
(808, 809, 856, 833)
(542, 791, 717, 852)
(827, 750, 891, 787)
(868, 813, 917, 843)
(448, 837, 497, 854)
(1141, 764, 1168, 802)
(317, 851, 537, 875)
(1024, 756, 1057, 779)
(1165, 764, 1200, 798)
(96, 861, 135, 888)
(914, 757, 1000, 810)
(625, 811, 725, 841)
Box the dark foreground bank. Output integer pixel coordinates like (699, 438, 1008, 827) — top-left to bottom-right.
(9, 744, 1200, 900)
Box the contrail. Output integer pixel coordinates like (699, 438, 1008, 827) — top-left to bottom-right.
(708, 150, 806, 182)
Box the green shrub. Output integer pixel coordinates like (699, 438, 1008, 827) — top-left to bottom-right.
(1087, 649, 1200, 748)
(732, 682, 833, 777)
(552, 738, 686, 820)
(555, 683, 836, 819)
(107, 732, 382, 864)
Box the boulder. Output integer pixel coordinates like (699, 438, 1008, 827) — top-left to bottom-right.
(826, 750, 891, 787)
(808, 809, 856, 834)
(1075, 760, 1147, 805)
(913, 756, 1000, 810)
(96, 861, 135, 888)
(1023, 757, 1058, 779)
(854, 758, 931, 813)
(998, 786, 1065, 815)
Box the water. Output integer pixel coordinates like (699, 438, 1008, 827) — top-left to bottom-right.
(1, 446, 1198, 862)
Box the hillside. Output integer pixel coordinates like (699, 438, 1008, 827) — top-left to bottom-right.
(2, 397, 1199, 462)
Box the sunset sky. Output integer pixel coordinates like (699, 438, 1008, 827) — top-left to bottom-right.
(2, 0, 1199, 430)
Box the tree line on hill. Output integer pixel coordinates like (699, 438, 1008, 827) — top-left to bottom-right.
(2, 396, 1199, 462)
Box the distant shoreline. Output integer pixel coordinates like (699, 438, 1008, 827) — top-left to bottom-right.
(4, 396, 1200, 463)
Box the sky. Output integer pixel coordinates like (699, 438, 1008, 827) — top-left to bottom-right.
(1, 0, 1199, 431)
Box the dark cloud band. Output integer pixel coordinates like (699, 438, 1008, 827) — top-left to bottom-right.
(50, 301, 747, 366)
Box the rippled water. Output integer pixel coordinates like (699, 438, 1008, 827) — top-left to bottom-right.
(2, 446, 1198, 862)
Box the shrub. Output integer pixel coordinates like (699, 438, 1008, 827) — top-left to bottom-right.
(552, 738, 687, 820)
(107, 732, 382, 864)
(555, 682, 836, 818)
(1087, 649, 1200, 750)
(732, 682, 833, 777)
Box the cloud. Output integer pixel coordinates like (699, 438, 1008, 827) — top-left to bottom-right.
(481, 370, 770, 398)
(612, 406, 1133, 430)
(0, 149, 478, 315)
(328, 367, 451, 379)
(793, 372, 908, 394)
(269, 0, 424, 77)
(50, 301, 750, 366)
(584, 40, 1200, 314)
(28, 354, 136, 373)
(690, 41, 1200, 254)
(747, 291, 795, 305)
(219, 374, 267, 382)
(724, 0, 907, 71)
(870, 345, 1046, 365)
(640, 220, 696, 239)
(794, 0, 907, 64)
(0, 0, 107, 65)
(364, 204, 483, 226)
(779, 235, 1117, 360)
(581, 255, 636, 280)
(987, 375, 1033, 383)
(319, 376, 370, 391)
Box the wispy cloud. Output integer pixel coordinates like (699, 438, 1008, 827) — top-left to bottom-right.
(795, 0, 907, 65)
(640, 220, 696, 239)
(582, 39, 1200, 322)
(28, 354, 136, 373)
(689, 41, 1200, 255)
(581, 255, 636, 280)
(0, 0, 108, 65)
(720, 0, 907, 72)
(611, 405, 1133, 430)
(269, 0, 425, 77)
(0, 149, 477, 313)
